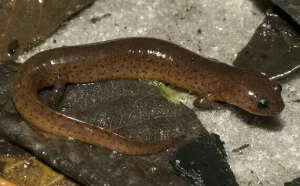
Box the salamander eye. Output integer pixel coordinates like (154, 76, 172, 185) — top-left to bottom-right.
(257, 99, 269, 110)
(273, 84, 282, 92)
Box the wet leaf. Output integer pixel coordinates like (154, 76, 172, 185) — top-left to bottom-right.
(271, 0, 300, 25)
(285, 177, 300, 186)
(170, 133, 238, 186)
(0, 0, 94, 61)
(233, 11, 300, 80)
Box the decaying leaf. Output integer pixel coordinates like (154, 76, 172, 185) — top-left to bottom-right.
(0, 176, 18, 186)
(0, 0, 94, 61)
(0, 156, 77, 186)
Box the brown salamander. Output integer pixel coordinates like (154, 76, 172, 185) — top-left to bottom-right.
(12, 38, 285, 155)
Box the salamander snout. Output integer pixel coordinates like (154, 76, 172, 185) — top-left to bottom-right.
(225, 71, 285, 116)
(246, 81, 284, 116)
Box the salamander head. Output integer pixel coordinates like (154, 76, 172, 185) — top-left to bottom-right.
(223, 72, 285, 116)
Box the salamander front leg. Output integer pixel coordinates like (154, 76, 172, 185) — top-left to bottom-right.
(49, 75, 68, 106)
(193, 93, 221, 110)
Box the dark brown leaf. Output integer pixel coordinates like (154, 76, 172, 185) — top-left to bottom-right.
(233, 11, 300, 80)
(271, 0, 300, 25)
(0, 0, 94, 61)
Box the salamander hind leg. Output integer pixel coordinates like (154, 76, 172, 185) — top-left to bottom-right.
(49, 75, 68, 106)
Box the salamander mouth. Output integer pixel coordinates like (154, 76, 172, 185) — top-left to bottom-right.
(246, 102, 284, 116)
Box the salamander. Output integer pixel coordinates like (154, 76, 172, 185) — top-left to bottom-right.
(12, 37, 285, 155)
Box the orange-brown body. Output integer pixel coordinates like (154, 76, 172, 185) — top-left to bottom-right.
(12, 38, 284, 155)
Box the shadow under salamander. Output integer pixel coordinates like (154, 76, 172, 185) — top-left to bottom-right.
(230, 105, 284, 131)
